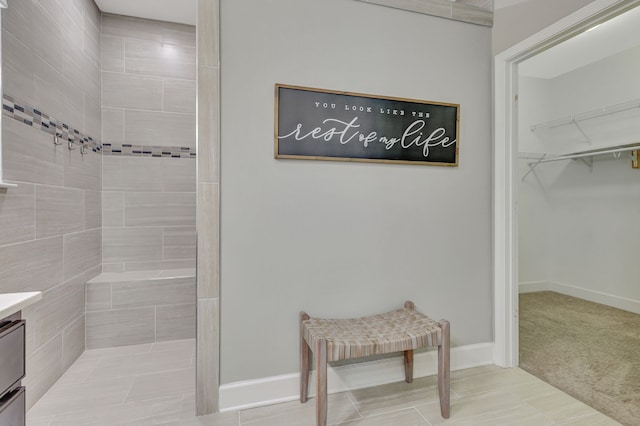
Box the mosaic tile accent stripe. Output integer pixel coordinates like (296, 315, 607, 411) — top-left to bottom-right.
(2, 94, 196, 159)
(103, 143, 196, 159)
(2, 94, 102, 152)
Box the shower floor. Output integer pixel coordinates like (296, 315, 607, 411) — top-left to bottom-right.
(27, 339, 197, 425)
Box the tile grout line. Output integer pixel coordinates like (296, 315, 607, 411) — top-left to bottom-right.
(344, 391, 365, 420)
(332, 406, 430, 425)
(120, 369, 138, 405)
(154, 305, 157, 342)
(413, 406, 434, 426)
(102, 68, 197, 84)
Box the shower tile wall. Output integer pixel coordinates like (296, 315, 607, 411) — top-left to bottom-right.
(100, 14, 196, 273)
(0, 0, 102, 410)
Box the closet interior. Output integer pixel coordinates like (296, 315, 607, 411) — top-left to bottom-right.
(518, 5, 640, 315)
(516, 6, 640, 425)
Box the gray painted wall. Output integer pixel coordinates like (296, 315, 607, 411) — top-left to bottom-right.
(220, 0, 492, 384)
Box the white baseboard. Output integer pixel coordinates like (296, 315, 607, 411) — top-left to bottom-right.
(519, 280, 640, 314)
(219, 342, 494, 412)
(518, 281, 549, 293)
(548, 281, 640, 314)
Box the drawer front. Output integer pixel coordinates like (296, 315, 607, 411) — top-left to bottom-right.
(0, 387, 25, 426)
(0, 321, 25, 398)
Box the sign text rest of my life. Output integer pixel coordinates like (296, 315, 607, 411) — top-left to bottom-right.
(279, 115, 455, 159)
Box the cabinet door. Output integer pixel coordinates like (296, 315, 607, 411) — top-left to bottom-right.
(0, 387, 25, 426)
(0, 321, 25, 397)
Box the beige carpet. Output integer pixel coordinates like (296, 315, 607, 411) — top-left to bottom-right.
(519, 291, 640, 426)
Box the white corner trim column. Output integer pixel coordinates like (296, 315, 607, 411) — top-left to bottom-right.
(492, 0, 639, 368)
(493, 52, 518, 368)
(196, 0, 221, 415)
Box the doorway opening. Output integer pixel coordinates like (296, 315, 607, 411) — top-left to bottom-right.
(494, 0, 640, 423)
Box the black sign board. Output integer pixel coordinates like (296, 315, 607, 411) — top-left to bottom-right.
(275, 84, 459, 166)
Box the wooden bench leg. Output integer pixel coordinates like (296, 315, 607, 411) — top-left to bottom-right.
(403, 301, 415, 383)
(404, 350, 414, 383)
(316, 338, 328, 426)
(438, 319, 451, 419)
(300, 312, 310, 403)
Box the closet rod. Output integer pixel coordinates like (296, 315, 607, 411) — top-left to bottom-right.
(521, 143, 640, 182)
(530, 143, 640, 165)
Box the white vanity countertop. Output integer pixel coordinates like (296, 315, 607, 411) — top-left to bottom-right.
(0, 292, 42, 319)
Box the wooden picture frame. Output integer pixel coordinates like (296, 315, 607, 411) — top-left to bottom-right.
(274, 84, 459, 166)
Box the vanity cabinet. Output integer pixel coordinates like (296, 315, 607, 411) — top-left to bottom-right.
(0, 387, 25, 426)
(0, 292, 42, 426)
(0, 319, 26, 426)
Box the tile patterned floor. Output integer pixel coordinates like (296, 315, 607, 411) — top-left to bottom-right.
(27, 339, 621, 425)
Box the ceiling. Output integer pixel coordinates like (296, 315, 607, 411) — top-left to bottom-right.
(94, 0, 196, 26)
(493, 0, 529, 10)
(519, 5, 640, 79)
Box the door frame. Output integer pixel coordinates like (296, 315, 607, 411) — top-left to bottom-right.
(492, 0, 640, 367)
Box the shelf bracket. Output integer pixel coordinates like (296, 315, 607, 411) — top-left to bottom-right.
(522, 154, 547, 182)
(577, 156, 593, 171)
(571, 118, 591, 144)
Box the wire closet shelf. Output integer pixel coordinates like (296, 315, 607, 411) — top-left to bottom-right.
(521, 99, 640, 182)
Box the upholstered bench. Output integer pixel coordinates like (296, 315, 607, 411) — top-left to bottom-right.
(300, 301, 450, 426)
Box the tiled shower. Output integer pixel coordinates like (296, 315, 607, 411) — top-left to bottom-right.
(0, 0, 196, 411)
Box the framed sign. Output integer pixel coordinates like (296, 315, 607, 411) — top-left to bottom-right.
(274, 84, 459, 166)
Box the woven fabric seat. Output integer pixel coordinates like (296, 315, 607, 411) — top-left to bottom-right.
(300, 301, 450, 426)
(302, 307, 442, 362)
